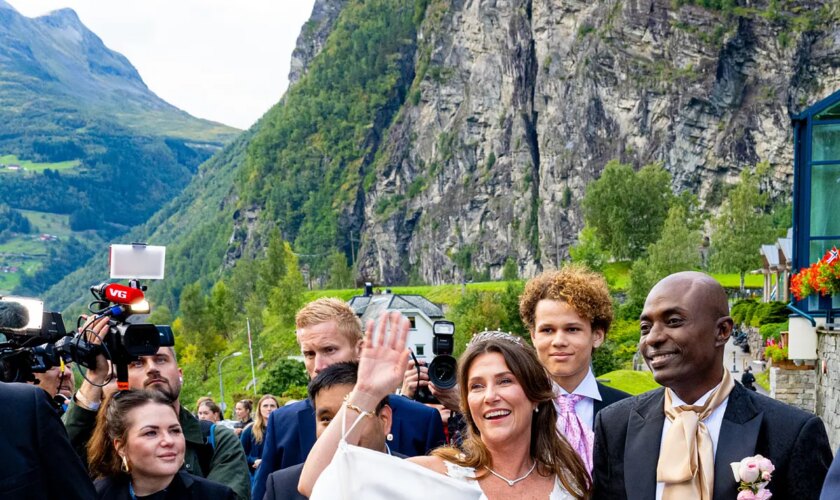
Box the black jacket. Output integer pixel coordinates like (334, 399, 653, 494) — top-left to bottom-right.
(593, 383, 832, 500)
(0, 382, 95, 500)
(95, 471, 236, 499)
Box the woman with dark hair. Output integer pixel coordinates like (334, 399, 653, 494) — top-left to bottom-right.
(299, 311, 590, 499)
(87, 390, 236, 499)
(240, 394, 279, 479)
(233, 399, 253, 436)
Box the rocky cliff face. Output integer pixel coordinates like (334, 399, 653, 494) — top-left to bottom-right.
(356, 0, 840, 284)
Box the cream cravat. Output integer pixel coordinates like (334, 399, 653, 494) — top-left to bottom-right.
(657, 369, 734, 500)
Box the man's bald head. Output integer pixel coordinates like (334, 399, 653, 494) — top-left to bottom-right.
(640, 271, 733, 403)
(648, 271, 729, 320)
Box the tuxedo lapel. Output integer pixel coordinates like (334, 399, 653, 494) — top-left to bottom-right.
(624, 389, 665, 500)
(713, 384, 762, 500)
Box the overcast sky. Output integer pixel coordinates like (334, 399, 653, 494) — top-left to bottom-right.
(7, 1, 317, 130)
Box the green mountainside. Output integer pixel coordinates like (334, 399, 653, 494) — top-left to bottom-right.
(43, 0, 840, 314)
(0, 2, 239, 297)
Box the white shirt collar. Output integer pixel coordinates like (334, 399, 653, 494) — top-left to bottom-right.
(552, 368, 602, 401)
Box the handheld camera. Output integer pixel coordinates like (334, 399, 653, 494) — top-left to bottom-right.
(414, 320, 457, 404)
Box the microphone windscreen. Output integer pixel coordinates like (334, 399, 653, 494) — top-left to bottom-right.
(0, 301, 30, 330)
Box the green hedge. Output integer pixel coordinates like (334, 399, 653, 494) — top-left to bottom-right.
(759, 321, 788, 341)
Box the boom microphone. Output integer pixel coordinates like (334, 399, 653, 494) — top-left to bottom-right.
(0, 301, 29, 331)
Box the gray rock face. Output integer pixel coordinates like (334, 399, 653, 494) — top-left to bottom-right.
(288, 0, 350, 85)
(354, 0, 840, 285)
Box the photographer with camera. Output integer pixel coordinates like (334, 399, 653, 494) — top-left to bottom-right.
(63, 316, 251, 500)
(400, 321, 465, 446)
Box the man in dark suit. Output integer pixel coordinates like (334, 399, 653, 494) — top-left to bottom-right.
(518, 266, 630, 472)
(820, 447, 840, 500)
(263, 362, 405, 500)
(593, 271, 832, 500)
(0, 382, 95, 500)
(253, 299, 444, 500)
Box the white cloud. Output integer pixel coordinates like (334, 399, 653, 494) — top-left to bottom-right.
(7, 0, 317, 129)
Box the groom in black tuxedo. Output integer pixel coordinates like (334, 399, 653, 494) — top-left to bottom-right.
(593, 271, 832, 500)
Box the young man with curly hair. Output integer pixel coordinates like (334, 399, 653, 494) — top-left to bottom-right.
(519, 265, 630, 473)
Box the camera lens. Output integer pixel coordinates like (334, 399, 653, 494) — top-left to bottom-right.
(428, 355, 457, 389)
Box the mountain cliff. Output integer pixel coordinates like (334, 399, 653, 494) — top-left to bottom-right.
(0, 2, 238, 297)
(43, 0, 840, 310)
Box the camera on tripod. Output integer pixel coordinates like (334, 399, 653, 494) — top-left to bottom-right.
(414, 320, 457, 404)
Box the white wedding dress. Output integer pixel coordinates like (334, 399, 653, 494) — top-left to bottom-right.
(443, 461, 574, 500)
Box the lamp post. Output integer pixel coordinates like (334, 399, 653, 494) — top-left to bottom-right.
(218, 352, 242, 415)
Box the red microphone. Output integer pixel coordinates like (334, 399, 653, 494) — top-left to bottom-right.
(92, 283, 146, 305)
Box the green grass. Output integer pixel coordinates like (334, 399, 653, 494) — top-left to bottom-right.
(19, 209, 72, 237)
(755, 370, 770, 391)
(304, 281, 517, 308)
(0, 154, 81, 173)
(601, 261, 764, 291)
(0, 237, 47, 254)
(0, 259, 39, 293)
(597, 369, 661, 395)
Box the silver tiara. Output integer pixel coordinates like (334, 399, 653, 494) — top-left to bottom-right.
(467, 330, 525, 348)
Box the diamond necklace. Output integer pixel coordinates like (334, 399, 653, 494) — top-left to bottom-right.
(484, 461, 537, 487)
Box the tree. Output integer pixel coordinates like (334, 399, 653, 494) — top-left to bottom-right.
(627, 203, 703, 311)
(569, 225, 609, 273)
(177, 282, 226, 381)
(502, 257, 519, 281)
(709, 164, 776, 292)
(581, 161, 674, 260)
(260, 359, 309, 397)
(327, 250, 354, 289)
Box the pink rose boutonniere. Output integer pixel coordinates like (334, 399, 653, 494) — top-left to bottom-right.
(731, 455, 775, 499)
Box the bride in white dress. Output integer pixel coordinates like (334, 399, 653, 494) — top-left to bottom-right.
(298, 311, 590, 500)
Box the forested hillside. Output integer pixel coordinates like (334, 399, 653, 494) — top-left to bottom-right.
(0, 1, 238, 296)
(44, 0, 840, 313)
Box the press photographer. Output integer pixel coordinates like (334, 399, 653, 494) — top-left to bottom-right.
(62, 244, 251, 500)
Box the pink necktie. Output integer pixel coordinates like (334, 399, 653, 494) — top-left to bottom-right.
(555, 393, 594, 474)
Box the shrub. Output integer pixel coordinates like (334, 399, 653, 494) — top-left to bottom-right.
(731, 299, 757, 325)
(749, 301, 789, 328)
(759, 321, 788, 341)
(764, 345, 788, 363)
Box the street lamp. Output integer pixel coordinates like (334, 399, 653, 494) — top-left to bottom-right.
(218, 352, 242, 415)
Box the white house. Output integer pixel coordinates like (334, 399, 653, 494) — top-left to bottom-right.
(348, 285, 446, 363)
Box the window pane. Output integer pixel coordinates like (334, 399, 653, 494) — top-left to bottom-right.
(815, 101, 840, 120)
(809, 239, 840, 264)
(812, 124, 840, 162)
(810, 164, 840, 237)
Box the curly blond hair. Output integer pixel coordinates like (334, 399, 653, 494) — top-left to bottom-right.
(519, 265, 613, 336)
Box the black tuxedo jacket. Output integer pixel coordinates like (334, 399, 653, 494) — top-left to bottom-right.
(593, 383, 832, 500)
(594, 382, 631, 419)
(0, 383, 95, 500)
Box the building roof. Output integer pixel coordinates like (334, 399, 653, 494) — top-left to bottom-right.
(348, 293, 445, 324)
(760, 244, 780, 268)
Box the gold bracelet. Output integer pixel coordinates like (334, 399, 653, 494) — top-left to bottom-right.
(343, 394, 372, 418)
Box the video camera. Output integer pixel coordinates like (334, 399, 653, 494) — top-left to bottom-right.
(0, 244, 174, 389)
(0, 296, 68, 383)
(414, 320, 458, 404)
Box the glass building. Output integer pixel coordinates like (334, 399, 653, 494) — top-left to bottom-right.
(792, 91, 840, 314)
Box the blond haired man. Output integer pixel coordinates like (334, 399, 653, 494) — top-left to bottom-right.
(252, 298, 444, 500)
